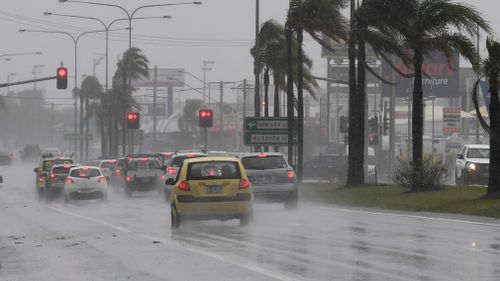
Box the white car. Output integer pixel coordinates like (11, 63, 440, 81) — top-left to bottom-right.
(64, 166, 108, 202)
(455, 144, 489, 185)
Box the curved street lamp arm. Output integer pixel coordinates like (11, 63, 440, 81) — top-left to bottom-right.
(61, 1, 130, 19)
(19, 29, 76, 43)
(44, 12, 106, 30)
(75, 28, 129, 42)
(131, 2, 201, 19)
(0, 52, 42, 58)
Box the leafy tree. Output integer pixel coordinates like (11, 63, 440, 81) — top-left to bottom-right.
(396, 0, 489, 181)
(472, 37, 500, 199)
(112, 47, 149, 155)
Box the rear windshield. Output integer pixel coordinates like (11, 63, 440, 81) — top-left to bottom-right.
(467, 148, 489, 158)
(100, 161, 116, 168)
(70, 168, 101, 178)
(43, 159, 74, 171)
(187, 161, 241, 180)
(52, 166, 74, 174)
(127, 158, 161, 170)
(241, 156, 287, 170)
(170, 155, 207, 167)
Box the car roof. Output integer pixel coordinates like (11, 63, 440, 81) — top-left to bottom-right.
(69, 165, 99, 170)
(465, 144, 489, 149)
(173, 152, 207, 157)
(51, 163, 78, 168)
(184, 156, 240, 164)
(239, 152, 284, 158)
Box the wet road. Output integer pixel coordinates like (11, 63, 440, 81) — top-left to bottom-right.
(1, 163, 500, 281)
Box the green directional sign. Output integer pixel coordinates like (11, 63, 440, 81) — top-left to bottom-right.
(244, 117, 297, 146)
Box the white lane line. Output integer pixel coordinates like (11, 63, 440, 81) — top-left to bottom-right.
(310, 206, 500, 227)
(49, 206, 301, 281)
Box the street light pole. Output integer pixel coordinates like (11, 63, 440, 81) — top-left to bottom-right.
(202, 60, 215, 104)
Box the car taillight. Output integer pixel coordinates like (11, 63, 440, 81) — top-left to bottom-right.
(240, 179, 250, 189)
(66, 178, 74, 184)
(39, 176, 45, 183)
(167, 168, 177, 175)
(97, 177, 106, 183)
(287, 171, 295, 179)
(178, 181, 189, 191)
(115, 169, 121, 176)
(126, 176, 133, 182)
(49, 173, 56, 181)
(160, 175, 166, 181)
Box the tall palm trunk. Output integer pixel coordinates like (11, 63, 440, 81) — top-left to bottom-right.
(286, 22, 295, 166)
(264, 68, 270, 117)
(347, 0, 362, 185)
(487, 71, 500, 197)
(412, 50, 424, 173)
(100, 116, 108, 157)
(356, 25, 366, 184)
(296, 26, 304, 181)
(273, 78, 280, 152)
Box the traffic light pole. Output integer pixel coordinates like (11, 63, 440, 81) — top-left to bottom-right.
(0, 76, 57, 88)
(204, 127, 208, 151)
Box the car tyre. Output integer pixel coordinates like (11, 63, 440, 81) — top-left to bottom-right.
(64, 193, 70, 204)
(125, 187, 132, 198)
(37, 188, 45, 202)
(239, 209, 253, 227)
(171, 205, 181, 229)
(284, 193, 298, 210)
(101, 192, 108, 201)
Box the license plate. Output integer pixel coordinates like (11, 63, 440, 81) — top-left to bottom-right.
(254, 176, 275, 184)
(205, 185, 224, 194)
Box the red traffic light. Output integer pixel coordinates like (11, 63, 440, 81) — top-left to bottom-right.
(56, 67, 68, 89)
(127, 113, 138, 120)
(198, 109, 213, 128)
(200, 110, 212, 118)
(368, 134, 378, 145)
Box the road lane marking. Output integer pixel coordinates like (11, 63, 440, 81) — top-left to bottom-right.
(49, 206, 301, 281)
(311, 206, 500, 227)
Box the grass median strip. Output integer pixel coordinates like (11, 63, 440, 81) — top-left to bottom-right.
(299, 183, 500, 218)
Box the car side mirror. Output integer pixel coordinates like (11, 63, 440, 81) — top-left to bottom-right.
(33, 167, 39, 173)
(165, 178, 176, 185)
(457, 154, 464, 160)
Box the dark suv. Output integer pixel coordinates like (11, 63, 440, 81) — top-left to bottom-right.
(123, 155, 165, 197)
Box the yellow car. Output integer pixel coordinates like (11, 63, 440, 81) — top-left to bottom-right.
(166, 157, 253, 228)
(33, 156, 74, 201)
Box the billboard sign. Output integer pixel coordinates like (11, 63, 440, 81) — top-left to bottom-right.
(132, 68, 185, 88)
(381, 52, 459, 98)
(442, 107, 461, 135)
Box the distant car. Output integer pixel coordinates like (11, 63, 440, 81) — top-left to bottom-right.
(34, 156, 75, 201)
(0, 151, 13, 166)
(456, 144, 489, 186)
(18, 144, 42, 162)
(239, 152, 298, 209)
(91, 159, 117, 181)
(302, 154, 347, 181)
(163, 151, 207, 200)
(46, 164, 78, 200)
(167, 156, 253, 228)
(64, 166, 108, 202)
(109, 157, 127, 188)
(156, 152, 174, 167)
(42, 148, 62, 157)
(123, 155, 165, 197)
(0, 175, 3, 185)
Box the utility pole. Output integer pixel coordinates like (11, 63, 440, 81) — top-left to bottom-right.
(254, 0, 261, 118)
(167, 86, 174, 117)
(220, 81, 224, 150)
(153, 66, 158, 151)
(51, 103, 55, 145)
(202, 60, 215, 105)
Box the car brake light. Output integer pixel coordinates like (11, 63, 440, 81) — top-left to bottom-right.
(258, 153, 268, 158)
(126, 176, 133, 182)
(115, 169, 121, 176)
(39, 176, 45, 183)
(160, 175, 166, 181)
(63, 165, 71, 169)
(187, 153, 194, 158)
(240, 179, 250, 189)
(209, 170, 216, 177)
(178, 181, 190, 191)
(163, 153, 173, 156)
(287, 171, 295, 179)
(167, 168, 177, 175)
(66, 178, 74, 184)
(97, 177, 106, 183)
(49, 173, 56, 180)
(82, 167, 89, 171)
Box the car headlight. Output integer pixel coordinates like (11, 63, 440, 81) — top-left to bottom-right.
(467, 162, 477, 171)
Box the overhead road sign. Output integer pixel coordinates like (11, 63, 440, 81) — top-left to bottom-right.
(243, 117, 297, 146)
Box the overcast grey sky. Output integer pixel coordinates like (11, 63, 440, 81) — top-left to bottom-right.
(1, 0, 499, 104)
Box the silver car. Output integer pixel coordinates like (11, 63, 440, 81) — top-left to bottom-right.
(239, 152, 298, 209)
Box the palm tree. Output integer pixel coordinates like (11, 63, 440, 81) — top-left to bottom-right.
(80, 75, 103, 159)
(472, 37, 500, 199)
(113, 47, 149, 155)
(395, 0, 490, 187)
(287, 0, 347, 179)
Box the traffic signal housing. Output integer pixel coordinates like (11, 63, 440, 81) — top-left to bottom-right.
(126, 112, 140, 129)
(368, 134, 379, 146)
(368, 116, 378, 134)
(198, 109, 213, 128)
(383, 113, 389, 135)
(56, 67, 68, 89)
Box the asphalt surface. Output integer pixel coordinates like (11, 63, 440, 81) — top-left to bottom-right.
(1, 162, 500, 281)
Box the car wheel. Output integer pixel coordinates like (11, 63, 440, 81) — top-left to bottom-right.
(37, 188, 45, 202)
(239, 208, 253, 227)
(462, 172, 469, 186)
(125, 187, 132, 198)
(102, 192, 108, 201)
(284, 193, 298, 210)
(64, 193, 70, 204)
(455, 170, 460, 186)
(171, 205, 180, 229)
